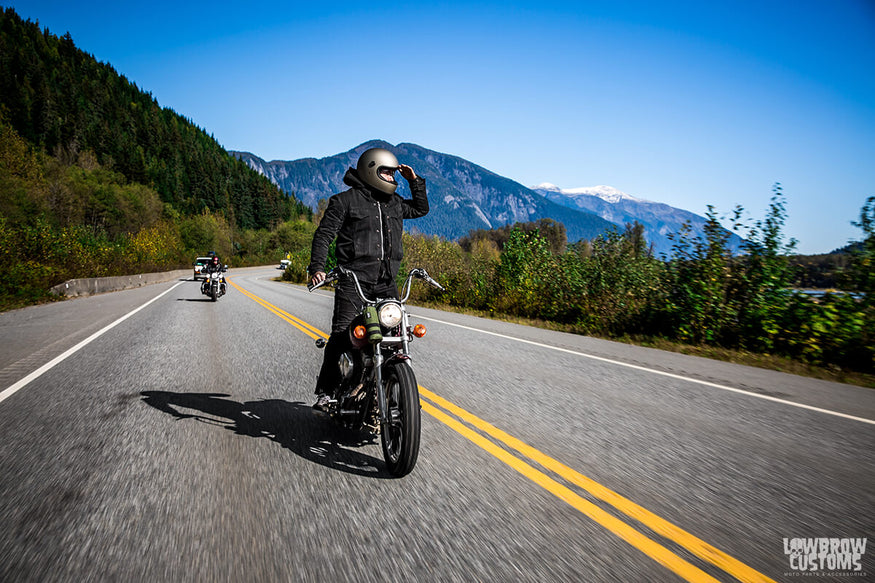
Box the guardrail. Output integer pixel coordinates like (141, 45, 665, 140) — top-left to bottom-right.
(50, 269, 192, 298)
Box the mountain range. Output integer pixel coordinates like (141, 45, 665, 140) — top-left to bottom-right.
(532, 183, 745, 255)
(233, 140, 743, 255)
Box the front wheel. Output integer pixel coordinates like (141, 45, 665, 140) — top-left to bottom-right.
(381, 362, 420, 477)
(210, 282, 218, 302)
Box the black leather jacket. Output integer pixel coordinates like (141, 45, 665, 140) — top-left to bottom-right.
(204, 260, 223, 275)
(308, 168, 428, 285)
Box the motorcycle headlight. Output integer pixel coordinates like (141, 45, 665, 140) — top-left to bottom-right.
(378, 302, 403, 328)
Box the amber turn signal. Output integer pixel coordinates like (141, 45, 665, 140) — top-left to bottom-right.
(353, 325, 367, 340)
(412, 324, 427, 338)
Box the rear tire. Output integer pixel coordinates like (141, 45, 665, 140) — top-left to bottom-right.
(381, 362, 420, 477)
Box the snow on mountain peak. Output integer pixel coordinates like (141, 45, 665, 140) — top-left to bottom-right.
(533, 183, 645, 204)
(533, 182, 561, 191)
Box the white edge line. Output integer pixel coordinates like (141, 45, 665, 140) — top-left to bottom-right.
(0, 281, 185, 406)
(412, 314, 875, 426)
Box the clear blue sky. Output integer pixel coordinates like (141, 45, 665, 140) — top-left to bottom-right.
(7, 0, 875, 253)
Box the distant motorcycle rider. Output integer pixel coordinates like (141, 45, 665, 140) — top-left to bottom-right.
(308, 147, 429, 409)
(208, 255, 222, 272)
(201, 255, 225, 294)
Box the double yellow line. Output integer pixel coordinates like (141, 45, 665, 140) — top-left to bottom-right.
(230, 279, 325, 340)
(230, 277, 776, 583)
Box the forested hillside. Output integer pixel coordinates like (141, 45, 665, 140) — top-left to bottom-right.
(0, 7, 313, 310)
(0, 7, 305, 229)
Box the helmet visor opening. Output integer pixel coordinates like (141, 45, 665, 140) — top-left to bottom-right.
(378, 166, 398, 183)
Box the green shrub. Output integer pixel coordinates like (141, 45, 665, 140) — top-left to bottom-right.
(400, 233, 475, 305)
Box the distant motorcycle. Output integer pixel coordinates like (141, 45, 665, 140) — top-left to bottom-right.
(201, 267, 227, 301)
(308, 266, 444, 477)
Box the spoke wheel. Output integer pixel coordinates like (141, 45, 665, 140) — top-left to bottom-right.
(381, 362, 420, 477)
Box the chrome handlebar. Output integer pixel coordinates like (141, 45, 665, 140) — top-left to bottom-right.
(308, 266, 445, 303)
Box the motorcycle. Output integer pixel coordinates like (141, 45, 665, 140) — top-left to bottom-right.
(200, 267, 227, 301)
(308, 266, 444, 477)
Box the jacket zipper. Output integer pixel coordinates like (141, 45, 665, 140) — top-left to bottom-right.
(376, 202, 384, 261)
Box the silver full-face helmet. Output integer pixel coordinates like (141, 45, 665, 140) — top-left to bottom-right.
(357, 148, 399, 195)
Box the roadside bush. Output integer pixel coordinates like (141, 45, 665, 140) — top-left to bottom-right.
(731, 185, 798, 350)
(659, 208, 736, 344)
(280, 248, 312, 284)
(179, 210, 232, 259)
(846, 196, 875, 295)
(126, 221, 185, 272)
(464, 238, 501, 311)
(493, 228, 558, 319)
(401, 233, 474, 305)
(575, 228, 663, 335)
(233, 228, 272, 262)
(270, 220, 315, 254)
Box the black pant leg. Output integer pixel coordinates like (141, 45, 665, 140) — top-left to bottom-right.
(315, 280, 361, 394)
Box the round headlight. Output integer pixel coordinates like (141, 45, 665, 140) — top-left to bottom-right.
(378, 302, 403, 328)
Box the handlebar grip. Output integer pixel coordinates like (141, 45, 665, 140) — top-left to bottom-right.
(411, 268, 445, 291)
(423, 275, 445, 291)
(307, 278, 328, 292)
(308, 270, 340, 292)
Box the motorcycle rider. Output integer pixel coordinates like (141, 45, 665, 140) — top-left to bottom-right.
(201, 255, 224, 294)
(308, 147, 429, 409)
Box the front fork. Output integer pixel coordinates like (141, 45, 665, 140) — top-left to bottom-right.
(374, 316, 413, 427)
(374, 348, 412, 429)
(373, 349, 388, 426)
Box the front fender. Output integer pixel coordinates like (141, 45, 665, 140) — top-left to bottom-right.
(382, 354, 411, 370)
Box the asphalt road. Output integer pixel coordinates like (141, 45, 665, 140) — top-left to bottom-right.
(1, 266, 873, 583)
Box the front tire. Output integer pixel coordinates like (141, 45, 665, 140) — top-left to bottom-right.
(381, 362, 420, 477)
(210, 282, 218, 302)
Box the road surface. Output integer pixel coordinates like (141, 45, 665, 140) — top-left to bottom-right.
(1, 266, 872, 582)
